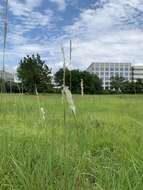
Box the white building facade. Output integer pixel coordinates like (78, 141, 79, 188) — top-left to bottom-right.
(0, 70, 14, 82)
(87, 62, 132, 89)
(132, 65, 143, 82)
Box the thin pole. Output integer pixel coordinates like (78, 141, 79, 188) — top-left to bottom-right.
(61, 47, 66, 87)
(69, 40, 72, 91)
(61, 47, 66, 126)
(81, 78, 84, 96)
(2, 0, 8, 93)
(10, 78, 12, 93)
(22, 82, 24, 94)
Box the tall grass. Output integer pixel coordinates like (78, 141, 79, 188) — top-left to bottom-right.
(0, 94, 143, 189)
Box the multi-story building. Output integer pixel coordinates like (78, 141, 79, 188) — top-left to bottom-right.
(131, 65, 143, 82)
(0, 70, 14, 82)
(87, 62, 132, 89)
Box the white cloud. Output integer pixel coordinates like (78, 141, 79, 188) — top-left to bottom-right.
(1, 0, 143, 72)
(9, 0, 43, 16)
(60, 0, 143, 69)
(7, 0, 53, 46)
(8, 0, 30, 16)
(25, 0, 43, 9)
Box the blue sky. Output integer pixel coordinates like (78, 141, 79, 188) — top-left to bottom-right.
(0, 0, 143, 73)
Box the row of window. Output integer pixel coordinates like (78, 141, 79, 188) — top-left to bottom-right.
(96, 72, 129, 77)
(103, 78, 130, 86)
(93, 67, 130, 72)
(92, 64, 131, 67)
(101, 77, 130, 80)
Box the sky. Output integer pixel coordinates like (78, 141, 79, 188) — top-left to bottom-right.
(0, 0, 143, 73)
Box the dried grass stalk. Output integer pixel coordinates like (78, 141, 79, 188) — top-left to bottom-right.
(63, 86, 76, 116)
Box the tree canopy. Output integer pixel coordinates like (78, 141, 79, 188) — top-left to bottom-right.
(110, 75, 125, 93)
(17, 54, 52, 93)
(55, 68, 102, 94)
(110, 75, 143, 94)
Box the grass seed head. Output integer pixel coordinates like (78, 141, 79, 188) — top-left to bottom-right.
(35, 88, 38, 95)
(40, 107, 46, 121)
(63, 86, 76, 116)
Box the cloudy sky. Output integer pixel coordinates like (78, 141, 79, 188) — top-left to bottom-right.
(0, 0, 143, 72)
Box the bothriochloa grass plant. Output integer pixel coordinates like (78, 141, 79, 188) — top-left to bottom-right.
(0, 94, 143, 189)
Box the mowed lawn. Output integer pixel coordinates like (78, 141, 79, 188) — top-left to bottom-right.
(0, 94, 143, 190)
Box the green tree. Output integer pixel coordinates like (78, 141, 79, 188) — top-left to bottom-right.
(17, 54, 52, 93)
(111, 77, 143, 94)
(135, 79, 143, 93)
(110, 75, 125, 93)
(55, 68, 102, 94)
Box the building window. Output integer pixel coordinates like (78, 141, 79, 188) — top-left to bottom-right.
(120, 72, 123, 77)
(110, 72, 114, 76)
(101, 72, 104, 76)
(115, 72, 119, 75)
(95, 67, 99, 71)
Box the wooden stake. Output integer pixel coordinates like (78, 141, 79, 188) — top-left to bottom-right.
(81, 78, 84, 96)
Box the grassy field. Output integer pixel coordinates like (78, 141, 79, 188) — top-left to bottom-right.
(0, 94, 143, 190)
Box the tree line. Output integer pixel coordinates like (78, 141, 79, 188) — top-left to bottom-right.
(1, 54, 143, 94)
(110, 75, 143, 94)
